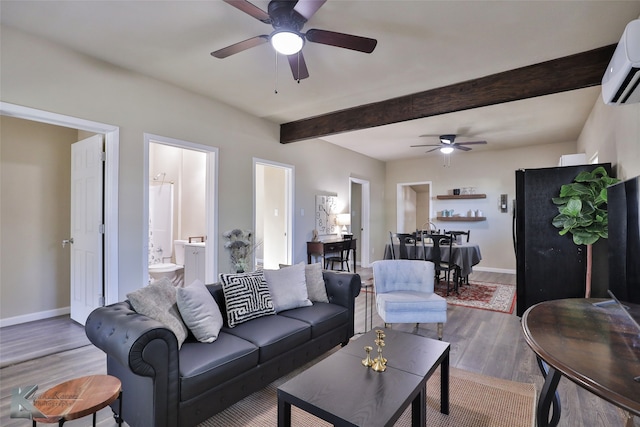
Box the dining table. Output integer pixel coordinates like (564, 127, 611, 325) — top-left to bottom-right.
(383, 241, 482, 278)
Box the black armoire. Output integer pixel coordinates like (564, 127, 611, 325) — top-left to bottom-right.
(514, 163, 612, 316)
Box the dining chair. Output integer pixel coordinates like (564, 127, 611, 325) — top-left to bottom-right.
(444, 230, 470, 286)
(325, 235, 353, 272)
(389, 232, 415, 260)
(445, 229, 470, 243)
(422, 233, 459, 295)
(372, 259, 447, 339)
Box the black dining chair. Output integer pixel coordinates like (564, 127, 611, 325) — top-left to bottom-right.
(422, 233, 459, 295)
(444, 230, 471, 286)
(325, 235, 353, 272)
(445, 229, 470, 243)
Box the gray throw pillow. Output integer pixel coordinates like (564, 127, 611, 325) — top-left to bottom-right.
(127, 278, 188, 348)
(219, 271, 276, 328)
(304, 263, 329, 303)
(176, 279, 223, 343)
(264, 263, 312, 312)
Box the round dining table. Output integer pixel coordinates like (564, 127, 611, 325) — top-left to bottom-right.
(383, 241, 482, 278)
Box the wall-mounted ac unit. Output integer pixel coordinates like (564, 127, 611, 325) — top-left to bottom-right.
(602, 19, 640, 105)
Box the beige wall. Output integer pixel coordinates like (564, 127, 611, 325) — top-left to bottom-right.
(0, 25, 386, 322)
(386, 141, 578, 272)
(578, 98, 640, 180)
(1, 116, 77, 319)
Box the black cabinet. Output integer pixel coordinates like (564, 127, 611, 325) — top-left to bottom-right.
(514, 163, 612, 316)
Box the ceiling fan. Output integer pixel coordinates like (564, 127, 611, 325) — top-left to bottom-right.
(411, 134, 488, 154)
(211, 0, 377, 81)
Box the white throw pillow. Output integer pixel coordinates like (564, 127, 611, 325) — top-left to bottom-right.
(176, 279, 223, 343)
(263, 262, 312, 312)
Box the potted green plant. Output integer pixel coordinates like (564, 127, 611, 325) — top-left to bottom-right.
(551, 166, 619, 297)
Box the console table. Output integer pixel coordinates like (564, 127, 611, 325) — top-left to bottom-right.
(307, 238, 357, 273)
(522, 298, 640, 427)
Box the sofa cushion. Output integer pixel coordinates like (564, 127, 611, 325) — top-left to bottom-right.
(263, 263, 312, 312)
(278, 302, 349, 338)
(222, 315, 310, 363)
(126, 278, 188, 348)
(219, 271, 276, 328)
(179, 332, 259, 402)
(177, 279, 223, 343)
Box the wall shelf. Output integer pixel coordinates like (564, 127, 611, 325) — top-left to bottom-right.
(437, 194, 487, 200)
(437, 216, 486, 222)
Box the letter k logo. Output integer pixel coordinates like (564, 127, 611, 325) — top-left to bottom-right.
(11, 385, 45, 419)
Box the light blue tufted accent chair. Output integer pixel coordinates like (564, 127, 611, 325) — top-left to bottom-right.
(372, 259, 447, 339)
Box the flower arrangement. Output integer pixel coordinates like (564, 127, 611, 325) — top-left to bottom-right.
(223, 229, 260, 273)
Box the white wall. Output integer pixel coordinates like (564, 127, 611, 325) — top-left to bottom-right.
(578, 98, 640, 180)
(0, 25, 386, 318)
(386, 141, 578, 272)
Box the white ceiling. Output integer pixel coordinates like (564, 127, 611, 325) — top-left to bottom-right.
(2, 1, 639, 161)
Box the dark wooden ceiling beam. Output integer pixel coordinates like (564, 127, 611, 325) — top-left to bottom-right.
(280, 44, 617, 143)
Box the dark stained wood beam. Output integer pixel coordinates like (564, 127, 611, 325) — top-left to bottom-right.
(280, 44, 617, 143)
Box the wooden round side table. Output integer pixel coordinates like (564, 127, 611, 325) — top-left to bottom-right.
(32, 374, 122, 426)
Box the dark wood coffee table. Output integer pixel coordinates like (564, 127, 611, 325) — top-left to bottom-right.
(522, 298, 640, 427)
(277, 328, 450, 427)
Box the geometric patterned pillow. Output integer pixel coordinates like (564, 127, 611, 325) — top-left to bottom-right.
(219, 271, 276, 328)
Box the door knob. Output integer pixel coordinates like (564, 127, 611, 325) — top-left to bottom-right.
(62, 238, 74, 248)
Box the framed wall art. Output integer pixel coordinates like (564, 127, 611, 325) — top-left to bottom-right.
(315, 194, 338, 236)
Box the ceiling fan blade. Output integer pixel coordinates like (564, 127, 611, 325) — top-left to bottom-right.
(211, 35, 269, 58)
(426, 147, 441, 153)
(456, 140, 487, 145)
(287, 51, 310, 80)
(223, 0, 271, 23)
(305, 29, 377, 53)
(293, 0, 327, 21)
(453, 145, 472, 151)
(410, 144, 441, 148)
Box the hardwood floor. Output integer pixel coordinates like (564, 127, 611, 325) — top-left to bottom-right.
(0, 270, 636, 426)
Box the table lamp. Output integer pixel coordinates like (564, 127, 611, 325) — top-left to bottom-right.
(336, 214, 351, 238)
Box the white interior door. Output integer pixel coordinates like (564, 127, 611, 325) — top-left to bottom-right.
(70, 134, 104, 324)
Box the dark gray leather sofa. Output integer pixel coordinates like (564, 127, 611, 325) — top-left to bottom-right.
(85, 270, 361, 427)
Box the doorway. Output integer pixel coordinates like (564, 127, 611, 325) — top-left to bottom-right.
(254, 159, 293, 270)
(350, 177, 371, 268)
(144, 134, 218, 284)
(0, 102, 119, 326)
(396, 182, 433, 233)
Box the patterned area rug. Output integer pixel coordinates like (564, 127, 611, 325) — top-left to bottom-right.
(199, 365, 536, 427)
(435, 280, 516, 314)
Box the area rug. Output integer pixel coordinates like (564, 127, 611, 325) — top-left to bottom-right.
(435, 280, 516, 314)
(199, 366, 536, 427)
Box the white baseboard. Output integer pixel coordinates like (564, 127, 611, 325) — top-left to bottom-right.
(0, 306, 70, 328)
(473, 266, 517, 275)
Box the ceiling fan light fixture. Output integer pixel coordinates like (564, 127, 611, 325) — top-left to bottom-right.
(440, 146, 454, 154)
(441, 134, 457, 144)
(270, 30, 304, 55)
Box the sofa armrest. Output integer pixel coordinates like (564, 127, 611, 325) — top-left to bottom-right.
(85, 301, 179, 378)
(323, 271, 361, 339)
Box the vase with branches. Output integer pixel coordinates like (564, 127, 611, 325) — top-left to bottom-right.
(551, 166, 619, 297)
(223, 229, 261, 273)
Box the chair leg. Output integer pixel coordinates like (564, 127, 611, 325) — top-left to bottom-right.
(437, 323, 444, 340)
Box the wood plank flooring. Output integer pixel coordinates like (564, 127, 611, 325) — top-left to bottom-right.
(0, 270, 636, 426)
